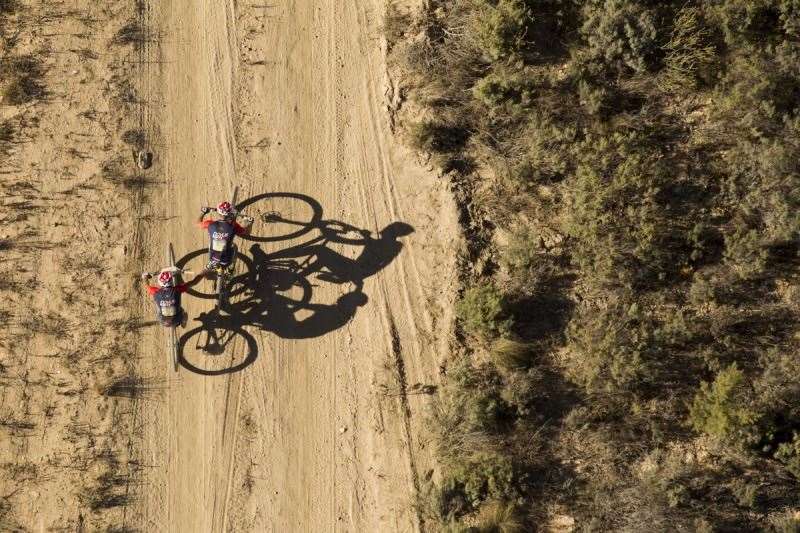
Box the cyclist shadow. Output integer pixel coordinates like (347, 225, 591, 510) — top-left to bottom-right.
(234, 219, 413, 339)
(176, 193, 414, 375)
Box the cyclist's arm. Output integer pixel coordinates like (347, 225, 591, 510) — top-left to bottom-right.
(197, 219, 212, 229)
(146, 285, 159, 296)
(234, 221, 250, 236)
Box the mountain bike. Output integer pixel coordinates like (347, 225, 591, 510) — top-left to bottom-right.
(203, 185, 254, 310)
(143, 243, 192, 371)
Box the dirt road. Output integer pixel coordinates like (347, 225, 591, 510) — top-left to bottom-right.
(133, 1, 458, 531)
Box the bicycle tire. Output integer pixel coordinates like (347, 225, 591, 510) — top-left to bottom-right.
(177, 324, 259, 376)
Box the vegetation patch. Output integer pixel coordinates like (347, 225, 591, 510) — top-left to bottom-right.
(389, 0, 800, 529)
(0, 56, 45, 105)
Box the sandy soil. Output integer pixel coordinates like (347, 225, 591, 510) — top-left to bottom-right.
(0, 1, 157, 531)
(127, 1, 460, 532)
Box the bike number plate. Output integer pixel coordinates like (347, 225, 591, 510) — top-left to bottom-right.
(161, 305, 177, 317)
(211, 238, 227, 252)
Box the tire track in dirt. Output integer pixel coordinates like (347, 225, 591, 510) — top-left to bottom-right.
(133, 0, 459, 531)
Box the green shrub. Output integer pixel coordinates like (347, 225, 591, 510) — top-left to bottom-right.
(457, 283, 513, 338)
(688, 273, 719, 309)
(712, 45, 800, 137)
(730, 478, 759, 508)
(580, 0, 659, 75)
(753, 348, 800, 425)
(391, 0, 800, 527)
(472, 0, 532, 61)
(473, 67, 536, 114)
(501, 226, 541, 273)
(723, 226, 768, 279)
(447, 358, 512, 433)
(506, 114, 577, 184)
(689, 363, 758, 443)
(577, 79, 607, 115)
(717, 118, 800, 279)
(712, 0, 798, 44)
(688, 222, 721, 264)
(775, 432, 800, 478)
(466, 390, 512, 434)
(564, 133, 677, 288)
(407, 120, 469, 154)
(431, 358, 512, 457)
(446, 452, 520, 508)
(565, 300, 654, 392)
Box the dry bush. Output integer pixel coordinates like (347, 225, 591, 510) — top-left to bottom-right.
(0, 121, 17, 157)
(98, 375, 161, 399)
(121, 128, 145, 149)
(101, 156, 153, 191)
(384, 2, 410, 51)
(0, 416, 36, 436)
(770, 511, 800, 533)
(0, 497, 21, 532)
(660, 7, 717, 92)
(79, 455, 132, 512)
(18, 311, 70, 337)
(474, 500, 523, 533)
(0, 56, 45, 105)
(490, 337, 533, 371)
(0, 0, 17, 14)
(111, 20, 144, 46)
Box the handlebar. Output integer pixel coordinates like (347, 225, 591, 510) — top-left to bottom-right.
(201, 206, 253, 224)
(142, 267, 194, 278)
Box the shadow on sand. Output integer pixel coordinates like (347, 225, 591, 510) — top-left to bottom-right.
(174, 191, 413, 375)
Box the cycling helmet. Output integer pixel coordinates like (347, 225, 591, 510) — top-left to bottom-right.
(158, 270, 175, 288)
(217, 201, 235, 220)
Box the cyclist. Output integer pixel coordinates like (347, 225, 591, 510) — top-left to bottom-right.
(141, 270, 202, 327)
(197, 201, 252, 272)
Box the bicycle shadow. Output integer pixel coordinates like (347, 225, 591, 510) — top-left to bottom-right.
(175, 191, 414, 375)
(178, 310, 258, 376)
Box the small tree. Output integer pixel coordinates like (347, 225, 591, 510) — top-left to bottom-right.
(580, 0, 659, 75)
(456, 283, 513, 338)
(689, 363, 758, 443)
(472, 0, 532, 61)
(775, 432, 800, 478)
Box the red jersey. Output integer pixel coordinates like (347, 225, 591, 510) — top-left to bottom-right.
(147, 284, 189, 296)
(199, 219, 247, 235)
